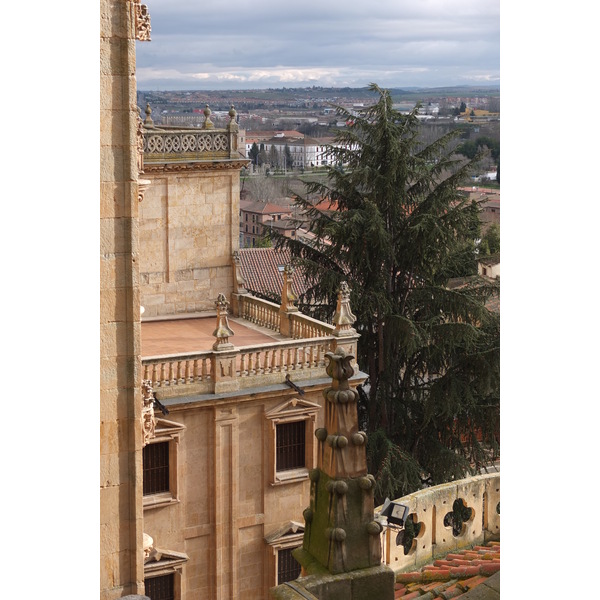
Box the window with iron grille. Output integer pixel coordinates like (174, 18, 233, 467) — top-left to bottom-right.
(143, 441, 170, 496)
(145, 573, 175, 600)
(276, 421, 305, 472)
(277, 547, 301, 584)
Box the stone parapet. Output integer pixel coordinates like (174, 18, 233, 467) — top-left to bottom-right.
(142, 336, 337, 399)
(143, 122, 244, 165)
(377, 473, 500, 573)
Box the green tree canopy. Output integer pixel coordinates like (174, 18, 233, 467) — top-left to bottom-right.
(480, 223, 500, 256)
(249, 141, 259, 165)
(272, 84, 500, 501)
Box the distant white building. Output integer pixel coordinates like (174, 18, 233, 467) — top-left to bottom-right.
(245, 135, 357, 169)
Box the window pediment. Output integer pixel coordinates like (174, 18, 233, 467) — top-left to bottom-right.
(265, 521, 305, 546)
(144, 532, 189, 575)
(154, 417, 185, 439)
(265, 397, 320, 422)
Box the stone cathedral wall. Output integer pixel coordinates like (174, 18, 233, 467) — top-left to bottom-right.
(139, 170, 241, 317)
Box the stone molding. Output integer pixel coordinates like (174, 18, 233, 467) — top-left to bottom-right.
(143, 159, 249, 173)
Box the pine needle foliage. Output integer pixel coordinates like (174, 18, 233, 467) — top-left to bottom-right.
(271, 84, 500, 503)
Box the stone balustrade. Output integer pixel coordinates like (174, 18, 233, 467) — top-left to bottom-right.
(376, 473, 500, 574)
(142, 336, 337, 398)
(142, 289, 355, 397)
(290, 312, 335, 339)
(238, 294, 281, 332)
(142, 351, 214, 394)
(237, 337, 334, 378)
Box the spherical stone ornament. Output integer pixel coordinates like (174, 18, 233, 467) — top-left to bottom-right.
(351, 432, 366, 446)
(367, 521, 383, 535)
(358, 476, 374, 490)
(309, 468, 320, 482)
(315, 427, 328, 441)
(328, 527, 346, 542)
(303, 507, 313, 523)
(335, 435, 348, 448)
(335, 480, 348, 495)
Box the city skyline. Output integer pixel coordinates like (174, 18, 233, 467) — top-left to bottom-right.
(135, 0, 500, 91)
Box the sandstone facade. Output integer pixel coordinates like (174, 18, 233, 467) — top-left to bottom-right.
(100, 0, 145, 598)
(139, 170, 240, 317)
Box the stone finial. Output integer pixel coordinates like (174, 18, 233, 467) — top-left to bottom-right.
(203, 104, 214, 130)
(212, 293, 235, 350)
(332, 281, 357, 337)
(133, 1, 151, 42)
(281, 264, 298, 312)
(141, 380, 157, 446)
(324, 348, 357, 394)
(144, 103, 154, 127)
(232, 251, 248, 294)
(228, 105, 239, 133)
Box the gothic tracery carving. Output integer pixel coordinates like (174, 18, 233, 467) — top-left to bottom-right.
(133, 1, 151, 42)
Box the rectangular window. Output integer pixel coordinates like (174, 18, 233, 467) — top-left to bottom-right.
(276, 421, 305, 472)
(145, 573, 175, 600)
(277, 547, 301, 584)
(143, 441, 169, 495)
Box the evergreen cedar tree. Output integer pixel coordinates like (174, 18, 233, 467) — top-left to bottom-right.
(271, 84, 500, 503)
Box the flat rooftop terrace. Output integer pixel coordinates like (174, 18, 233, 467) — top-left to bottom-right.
(141, 316, 285, 357)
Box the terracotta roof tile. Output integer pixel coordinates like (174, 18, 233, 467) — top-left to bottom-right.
(394, 541, 500, 599)
(238, 247, 309, 301)
(459, 575, 488, 591)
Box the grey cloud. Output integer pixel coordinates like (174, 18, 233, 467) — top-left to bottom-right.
(137, 0, 499, 89)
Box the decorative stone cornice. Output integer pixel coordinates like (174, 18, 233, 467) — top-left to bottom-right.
(132, 1, 151, 42)
(143, 159, 250, 173)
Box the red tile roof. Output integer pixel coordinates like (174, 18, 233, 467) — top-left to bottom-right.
(238, 247, 309, 301)
(240, 199, 294, 214)
(394, 542, 499, 599)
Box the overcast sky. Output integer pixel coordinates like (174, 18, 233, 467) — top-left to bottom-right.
(135, 0, 499, 90)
